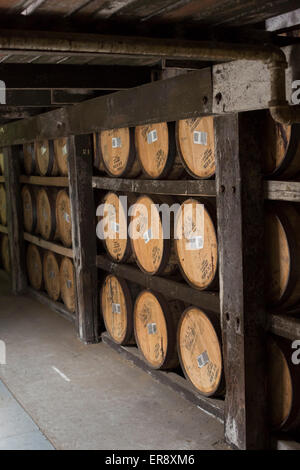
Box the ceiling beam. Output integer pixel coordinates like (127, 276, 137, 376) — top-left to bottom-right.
(0, 64, 153, 88)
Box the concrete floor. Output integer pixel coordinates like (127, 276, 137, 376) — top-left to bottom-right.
(0, 271, 226, 450)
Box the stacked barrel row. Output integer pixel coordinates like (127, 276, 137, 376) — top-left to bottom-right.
(20, 138, 75, 313)
(22, 138, 69, 176)
(26, 243, 76, 312)
(0, 151, 10, 274)
(21, 185, 72, 248)
(95, 112, 300, 436)
(94, 112, 300, 180)
(100, 275, 300, 432)
(99, 191, 300, 310)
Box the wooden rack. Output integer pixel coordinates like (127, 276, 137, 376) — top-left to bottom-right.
(0, 67, 299, 450)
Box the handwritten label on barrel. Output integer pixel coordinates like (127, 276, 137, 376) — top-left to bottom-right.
(193, 131, 207, 146)
(49, 271, 55, 279)
(112, 137, 122, 149)
(147, 323, 157, 335)
(197, 350, 209, 369)
(112, 303, 121, 314)
(186, 236, 204, 251)
(66, 280, 72, 289)
(147, 130, 158, 144)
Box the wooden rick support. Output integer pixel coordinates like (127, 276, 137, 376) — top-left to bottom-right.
(0, 43, 299, 449)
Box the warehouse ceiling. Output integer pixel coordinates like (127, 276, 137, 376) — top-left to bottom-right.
(0, 0, 299, 125)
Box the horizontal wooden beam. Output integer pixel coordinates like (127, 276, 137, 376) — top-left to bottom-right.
(269, 313, 300, 340)
(97, 254, 220, 313)
(28, 287, 75, 323)
(212, 45, 299, 114)
(0, 68, 212, 145)
(0, 64, 153, 89)
(266, 8, 300, 32)
(0, 224, 8, 234)
(264, 180, 300, 202)
(3, 89, 113, 107)
(24, 233, 74, 258)
(20, 176, 69, 187)
(0, 106, 52, 121)
(92, 177, 216, 197)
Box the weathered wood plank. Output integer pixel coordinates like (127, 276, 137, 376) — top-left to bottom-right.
(97, 254, 220, 313)
(268, 313, 300, 340)
(265, 180, 300, 202)
(68, 134, 99, 343)
(0, 68, 212, 146)
(92, 176, 216, 197)
(20, 176, 69, 187)
(215, 113, 268, 450)
(3, 146, 27, 294)
(212, 45, 300, 114)
(0, 224, 8, 234)
(23, 232, 74, 258)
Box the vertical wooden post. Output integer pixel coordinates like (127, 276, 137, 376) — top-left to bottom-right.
(3, 145, 27, 294)
(215, 113, 268, 450)
(68, 134, 99, 344)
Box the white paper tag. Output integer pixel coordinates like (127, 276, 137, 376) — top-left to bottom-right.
(64, 212, 70, 223)
(110, 221, 120, 233)
(112, 303, 121, 314)
(49, 271, 55, 279)
(112, 137, 122, 149)
(143, 228, 152, 244)
(193, 131, 207, 145)
(41, 145, 47, 155)
(197, 351, 209, 369)
(42, 208, 48, 220)
(66, 280, 72, 289)
(147, 130, 158, 144)
(186, 235, 204, 251)
(62, 144, 68, 156)
(147, 323, 157, 335)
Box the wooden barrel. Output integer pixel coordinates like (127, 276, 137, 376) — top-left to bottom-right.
(262, 111, 300, 178)
(101, 274, 140, 345)
(35, 140, 58, 176)
(93, 133, 105, 173)
(100, 127, 141, 178)
(134, 290, 184, 370)
(23, 143, 36, 175)
(265, 202, 300, 308)
(268, 336, 300, 432)
(0, 151, 4, 175)
(178, 307, 224, 397)
(176, 117, 216, 179)
(56, 189, 72, 247)
(0, 184, 7, 226)
(99, 192, 135, 263)
(26, 243, 43, 290)
(1, 234, 10, 273)
(135, 122, 183, 179)
(174, 198, 218, 290)
(36, 187, 57, 241)
(130, 195, 177, 276)
(54, 138, 69, 176)
(59, 257, 76, 312)
(21, 185, 37, 234)
(43, 250, 61, 301)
